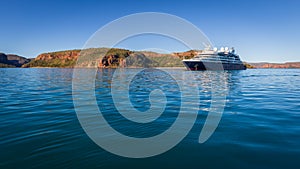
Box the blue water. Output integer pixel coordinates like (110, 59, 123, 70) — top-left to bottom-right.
(1, 68, 300, 169)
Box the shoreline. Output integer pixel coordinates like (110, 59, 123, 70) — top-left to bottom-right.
(1, 67, 300, 69)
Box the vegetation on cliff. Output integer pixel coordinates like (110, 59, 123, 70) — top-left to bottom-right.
(22, 48, 133, 68)
(173, 50, 200, 60)
(22, 50, 80, 68)
(0, 63, 16, 68)
(22, 48, 188, 68)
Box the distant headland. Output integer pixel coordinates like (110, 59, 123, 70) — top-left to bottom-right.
(0, 53, 32, 68)
(0, 48, 299, 69)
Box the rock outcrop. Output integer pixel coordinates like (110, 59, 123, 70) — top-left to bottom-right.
(22, 50, 81, 68)
(35, 50, 81, 61)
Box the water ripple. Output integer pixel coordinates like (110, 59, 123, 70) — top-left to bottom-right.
(0, 68, 299, 168)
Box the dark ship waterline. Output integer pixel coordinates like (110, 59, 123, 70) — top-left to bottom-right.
(182, 47, 246, 71)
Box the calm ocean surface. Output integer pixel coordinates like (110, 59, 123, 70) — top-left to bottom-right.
(1, 68, 299, 169)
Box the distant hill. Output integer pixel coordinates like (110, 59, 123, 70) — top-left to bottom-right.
(0, 53, 32, 67)
(22, 48, 131, 68)
(22, 49, 81, 68)
(2, 48, 299, 69)
(249, 62, 300, 69)
(22, 48, 195, 68)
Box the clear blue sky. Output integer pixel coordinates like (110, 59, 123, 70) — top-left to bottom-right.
(0, 0, 299, 62)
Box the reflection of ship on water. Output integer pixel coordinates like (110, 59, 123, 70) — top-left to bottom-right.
(182, 47, 247, 71)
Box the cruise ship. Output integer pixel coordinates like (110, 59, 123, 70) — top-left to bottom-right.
(182, 47, 246, 70)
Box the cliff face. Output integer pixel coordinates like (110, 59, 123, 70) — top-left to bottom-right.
(23, 48, 132, 68)
(23, 50, 81, 68)
(23, 48, 186, 68)
(249, 62, 300, 69)
(35, 50, 81, 61)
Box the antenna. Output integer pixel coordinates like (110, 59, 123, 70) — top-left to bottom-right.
(202, 42, 211, 50)
(231, 47, 235, 54)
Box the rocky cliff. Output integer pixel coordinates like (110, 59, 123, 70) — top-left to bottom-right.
(23, 50, 81, 68)
(23, 48, 188, 68)
(23, 48, 132, 68)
